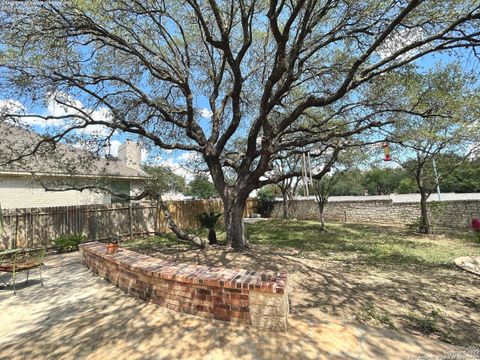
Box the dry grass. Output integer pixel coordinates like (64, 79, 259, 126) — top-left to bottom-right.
(124, 220, 480, 347)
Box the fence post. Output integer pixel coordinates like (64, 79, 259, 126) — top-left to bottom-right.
(94, 205, 98, 241)
(14, 212, 19, 249)
(129, 203, 133, 239)
(155, 200, 159, 235)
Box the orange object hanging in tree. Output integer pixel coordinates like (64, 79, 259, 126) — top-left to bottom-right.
(383, 142, 391, 161)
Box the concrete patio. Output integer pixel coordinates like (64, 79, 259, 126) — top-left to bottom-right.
(0, 252, 475, 360)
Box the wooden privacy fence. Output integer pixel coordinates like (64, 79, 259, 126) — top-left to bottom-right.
(0, 198, 257, 250)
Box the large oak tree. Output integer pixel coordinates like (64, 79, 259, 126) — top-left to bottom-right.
(1, 0, 479, 247)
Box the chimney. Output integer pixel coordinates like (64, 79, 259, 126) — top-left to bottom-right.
(118, 140, 142, 169)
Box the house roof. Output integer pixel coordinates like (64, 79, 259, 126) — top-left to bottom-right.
(0, 122, 148, 179)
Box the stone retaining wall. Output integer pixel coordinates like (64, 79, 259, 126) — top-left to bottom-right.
(271, 199, 480, 231)
(79, 242, 288, 330)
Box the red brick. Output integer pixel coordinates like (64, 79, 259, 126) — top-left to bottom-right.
(230, 299, 249, 307)
(79, 242, 289, 328)
(196, 288, 211, 296)
(212, 308, 227, 316)
(225, 288, 242, 294)
(229, 310, 249, 319)
(213, 314, 231, 322)
(195, 305, 212, 313)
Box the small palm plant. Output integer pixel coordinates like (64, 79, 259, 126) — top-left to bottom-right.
(197, 211, 222, 245)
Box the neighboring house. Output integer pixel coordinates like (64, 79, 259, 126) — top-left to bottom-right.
(0, 123, 148, 209)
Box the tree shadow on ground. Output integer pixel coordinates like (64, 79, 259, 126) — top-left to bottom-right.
(123, 220, 480, 347)
(0, 253, 459, 360)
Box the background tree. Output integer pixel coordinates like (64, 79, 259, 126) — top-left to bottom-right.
(389, 65, 480, 233)
(309, 147, 367, 229)
(1, 1, 479, 247)
(143, 165, 186, 197)
(439, 156, 480, 193)
(362, 167, 407, 195)
(187, 174, 218, 199)
(396, 177, 418, 194)
(330, 169, 367, 196)
(256, 185, 279, 218)
(311, 174, 341, 230)
(328, 157, 480, 195)
(271, 155, 302, 219)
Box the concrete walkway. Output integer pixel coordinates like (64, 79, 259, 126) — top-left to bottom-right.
(0, 253, 475, 360)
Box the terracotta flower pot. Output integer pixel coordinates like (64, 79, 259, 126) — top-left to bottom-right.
(106, 242, 119, 255)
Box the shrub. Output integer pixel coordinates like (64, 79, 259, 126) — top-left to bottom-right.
(54, 234, 86, 253)
(257, 186, 276, 217)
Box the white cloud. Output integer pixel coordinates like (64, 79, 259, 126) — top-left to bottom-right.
(0, 98, 65, 127)
(145, 151, 203, 182)
(376, 27, 426, 61)
(50, 93, 112, 136)
(0, 99, 25, 114)
(46, 92, 83, 118)
(198, 108, 213, 119)
(13, 92, 112, 133)
(177, 151, 197, 162)
(162, 157, 195, 182)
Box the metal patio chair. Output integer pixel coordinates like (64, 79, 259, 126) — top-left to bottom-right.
(0, 248, 45, 295)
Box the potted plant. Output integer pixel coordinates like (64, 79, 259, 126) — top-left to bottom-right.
(106, 235, 120, 254)
(197, 211, 222, 245)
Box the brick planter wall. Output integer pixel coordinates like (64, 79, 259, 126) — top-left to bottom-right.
(79, 242, 288, 330)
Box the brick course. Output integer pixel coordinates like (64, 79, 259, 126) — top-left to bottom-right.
(79, 242, 289, 330)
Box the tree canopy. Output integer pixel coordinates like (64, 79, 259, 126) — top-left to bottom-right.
(143, 165, 186, 196)
(187, 174, 218, 199)
(1, 1, 479, 247)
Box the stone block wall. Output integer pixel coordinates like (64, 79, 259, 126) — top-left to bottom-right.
(79, 242, 289, 330)
(271, 199, 480, 231)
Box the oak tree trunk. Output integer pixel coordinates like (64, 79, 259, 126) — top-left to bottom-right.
(224, 196, 248, 248)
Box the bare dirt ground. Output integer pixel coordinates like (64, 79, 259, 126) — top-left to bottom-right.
(126, 221, 480, 348)
(0, 253, 467, 360)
